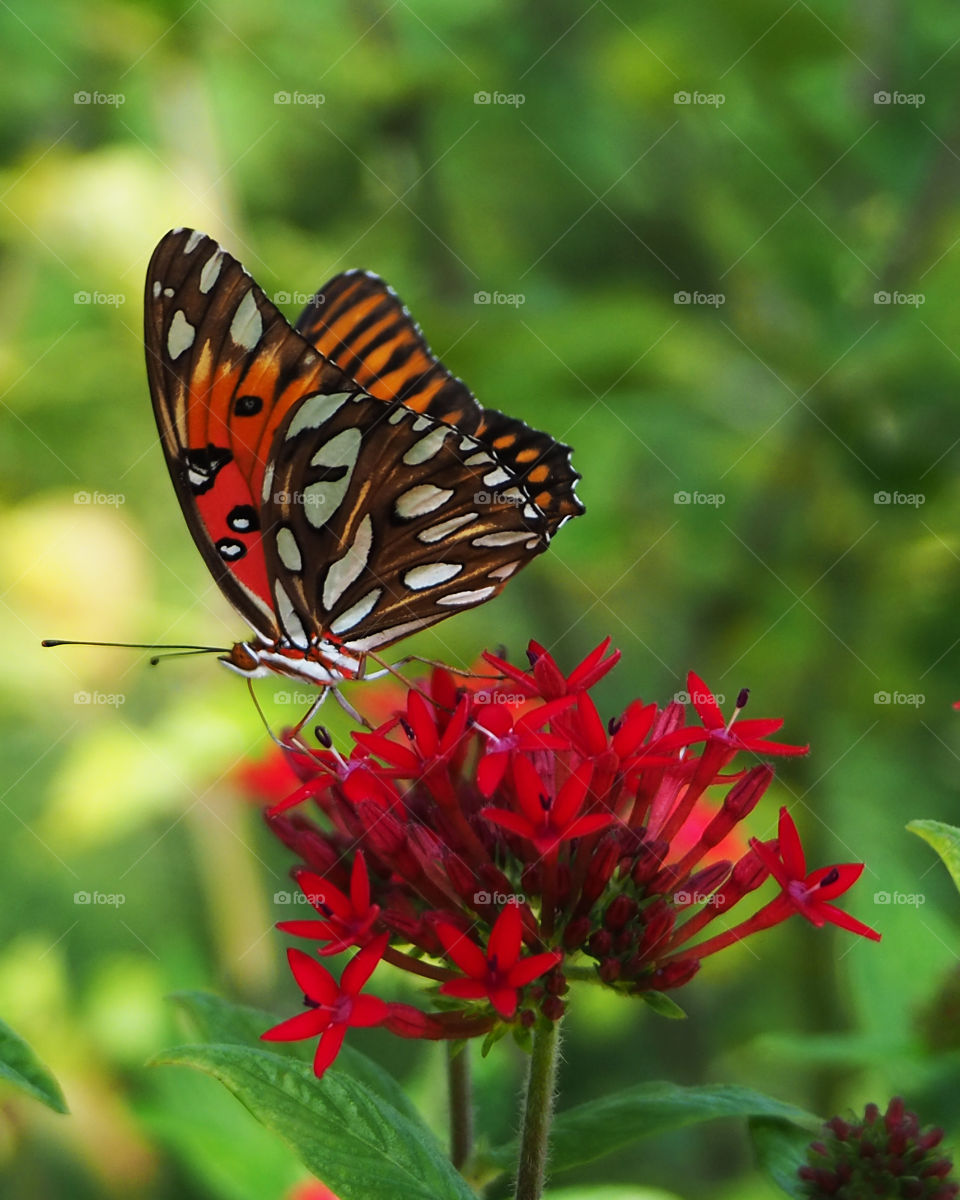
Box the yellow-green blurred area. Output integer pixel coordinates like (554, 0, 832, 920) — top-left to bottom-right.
(2, 1, 960, 1197)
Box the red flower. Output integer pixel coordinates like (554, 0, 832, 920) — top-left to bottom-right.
(687, 672, 809, 758)
(482, 637, 620, 701)
(262, 935, 391, 1077)
(472, 698, 573, 797)
(482, 757, 612, 856)
(435, 903, 561, 1019)
(278, 853, 381, 955)
(750, 808, 881, 940)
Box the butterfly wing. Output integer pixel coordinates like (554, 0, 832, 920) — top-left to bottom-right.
(144, 228, 358, 638)
(262, 391, 554, 655)
(295, 270, 584, 536)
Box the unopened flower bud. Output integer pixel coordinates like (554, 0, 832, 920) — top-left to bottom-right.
(587, 929, 612, 958)
(604, 894, 638, 931)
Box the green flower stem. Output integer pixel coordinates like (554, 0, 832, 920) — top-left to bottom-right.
(447, 1042, 473, 1170)
(515, 1018, 561, 1200)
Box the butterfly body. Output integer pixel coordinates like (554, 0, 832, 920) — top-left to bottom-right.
(144, 229, 583, 690)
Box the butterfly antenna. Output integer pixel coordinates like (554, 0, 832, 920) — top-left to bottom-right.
(148, 648, 226, 666)
(43, 639, 227, 653)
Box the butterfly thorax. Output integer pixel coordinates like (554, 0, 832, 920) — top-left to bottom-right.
(220, 636, 364, 685)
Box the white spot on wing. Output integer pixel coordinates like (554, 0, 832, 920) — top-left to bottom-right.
(184, 230, 204, 253)
(167, 310, 195, 360)
(285, 392, 351, 440)
(274, 581, 309, 648)
(436, 586, 497, 607)
(465, 452, 494, 467)
(276, 527, 302, 572)
(152, 281, 161, 299)
(199, 249, 223, 294)
(412, 415, 432, 432)
(344, 616, 435, 653)
(230, 289, 262, 351)
(163, 287, 174, 298)
(322, 515, 373, 609)
(489, 561, 520, 580)
(418, 512, 478, 543)
(403, 426, 449, 466)
(330, 587, 382, 634)
(304, 427, 363, 528)
(262, 461, 275, 505)
(388, 408, 407, 425)
(403, 562, 462, 590)
(395, 484, 454, 520)
(483, 468, 510, 487)
(473, 531, 530, 548)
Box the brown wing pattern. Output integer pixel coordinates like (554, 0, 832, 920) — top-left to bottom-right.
(295, 270, 584, 536)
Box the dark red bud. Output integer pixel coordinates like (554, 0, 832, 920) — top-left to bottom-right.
(542, 996, 565, 1020)
(563, 916, 592, 951)
(598, 957, 621, 983)
(587, 929, 612, 958)
(604, 894, 638, 931)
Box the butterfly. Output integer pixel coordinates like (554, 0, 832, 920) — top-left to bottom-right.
(143, 228, 583, 691)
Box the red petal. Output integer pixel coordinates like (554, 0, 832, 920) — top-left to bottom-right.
(348, 994, 390, 1027)
(818, 902, 881, 942)
(351, 733, 421, 772)
(276, 919, 339, 940)
(477, 752, 509, 798)
(439, 978, 490, 1000)
(341, 932, 388, 995)
(562, 813, 616, 840)
(475, 705, 512, 736)
(489, 985, 519, 1019)
(777, 808, 806, 878)
(266, 781, 327, 816)
(744, 739, 809, 757)
(313, 1024, 347, 1078)
(512, 754, 547, 824)
(287, 948, 338, 1004)
(435, 921, 488, 978)
(261, 1008, 329, 1042)
(551, 760, 593, 827)
(574, 693, 607, 755)
(733, 718, 784, 737)
(438, 696, 470, 756)
(488, 902, 523, 970)
(480, 651, 537, 694)
(296, 871, 349, 918)
(687, 671, 724, 730)
(515, 695, 577, 732)
(481, 807, 537, 841)
(507, 951, 562, 988)
(407, 691, 439, 755)
(807, 861, 863, 900)
(568, 637, 620, 690)
(748, 837, 791, 890)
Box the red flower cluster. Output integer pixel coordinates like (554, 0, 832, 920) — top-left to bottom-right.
(245, 641, 878, 1077)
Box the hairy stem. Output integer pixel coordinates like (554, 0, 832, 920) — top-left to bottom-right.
(447, 1042, 473, 1170)
(514, 1018, 561, 1200)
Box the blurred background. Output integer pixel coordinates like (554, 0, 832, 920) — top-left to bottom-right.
(1, 1, 959, 1196)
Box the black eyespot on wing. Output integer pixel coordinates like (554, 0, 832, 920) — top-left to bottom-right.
(182, 445, 233, 495)
(233, 394, 263, 416)
(216, 538, 246, 562)
(227, 504, 259, 533)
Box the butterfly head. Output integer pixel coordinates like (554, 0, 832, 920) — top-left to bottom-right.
(221, 641, 267, 677)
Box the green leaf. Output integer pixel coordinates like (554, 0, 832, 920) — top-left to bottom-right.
(639, 990, 688, 1019)
(907, 820, 960, 895)
(0, 1018, 68, 1113)
(750, 1117, 814, 1197)
(153, 1042, 476, 1200)
(545, 1188, 684, 1200)
(488, 1081, 819, 1175)
(169, 990, 422, 1126)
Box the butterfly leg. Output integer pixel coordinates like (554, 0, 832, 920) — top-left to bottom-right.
(371, 651, 504, 682)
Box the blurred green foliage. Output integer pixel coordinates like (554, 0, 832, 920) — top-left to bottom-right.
(1, 1, 960, 1197)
